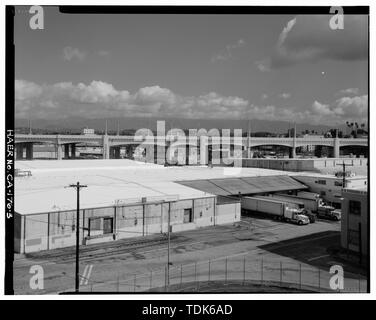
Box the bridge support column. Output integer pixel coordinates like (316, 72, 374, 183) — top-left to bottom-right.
(25, 143, 33, 160)
(64, 144, 70, 159)
(103, 135, 110, 159)
(333, 137, 340, 158)
(71, 144, 76, 159)
(199, 136, 208, 165)
(16, 143, 24, 160)
(289, 147, 296, 159)
(56, 144, 63, 160)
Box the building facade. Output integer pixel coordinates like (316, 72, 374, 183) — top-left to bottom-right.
(14, 195, 240, 254)
(340, 188, 368, 256)
(293, 174, 367, 208)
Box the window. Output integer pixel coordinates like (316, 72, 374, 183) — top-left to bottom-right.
(334, 181, 343, 187)
(183, 208, 193, 223)
(349, 200, 361, 215)
(320, 191, 326, 196)
(103, 217, 113, 234)
(316, 180, 327, 185)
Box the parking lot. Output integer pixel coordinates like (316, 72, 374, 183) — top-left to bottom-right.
(14, 215, 366, 294)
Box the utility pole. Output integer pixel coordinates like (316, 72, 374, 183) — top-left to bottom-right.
(336, 161, 354, 188)
(66, 182, 87, 292)
(167, 201, 172, 287)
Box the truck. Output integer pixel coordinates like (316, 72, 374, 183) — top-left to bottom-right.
(285, 192, 341, 221)
(241, 196, 310, 225)
(317, 205, 341, 221)
(267, 194, 316, 223)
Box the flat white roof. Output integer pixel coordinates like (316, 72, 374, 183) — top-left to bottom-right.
(292, 172, 367, 180)
(15, 159, 290, 215)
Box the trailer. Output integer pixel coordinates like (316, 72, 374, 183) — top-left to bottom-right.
(241, 196, 309, 225)
(276, 192, 340, 221)
(266, 194, 316, 223)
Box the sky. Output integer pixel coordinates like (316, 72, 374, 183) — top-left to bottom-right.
(14, 6, 368, 126)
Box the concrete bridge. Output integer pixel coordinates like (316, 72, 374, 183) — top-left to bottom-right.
(14, 133, 368, 161)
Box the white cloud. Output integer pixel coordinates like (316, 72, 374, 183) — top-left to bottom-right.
(279, 92, 291, 99)
(63, 47, 86, 62)
(269, 15, 367, 69)
(211, 39, 246, 63)
(254, 59, 271, 72)
(336, 88, 360, 96)
(15, 79, 368, 125)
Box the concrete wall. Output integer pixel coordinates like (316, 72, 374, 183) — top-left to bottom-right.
(242, 158, 368, 172)
(15, 196, 241, 254)
(341, 189, 368, 255)
(216, 202, 241, 225)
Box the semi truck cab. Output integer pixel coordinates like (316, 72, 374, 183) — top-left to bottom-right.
(284, 208, 310, 225)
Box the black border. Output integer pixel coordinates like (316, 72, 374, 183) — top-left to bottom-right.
(5, 5, 370, 296)
(5, 5, 15, 295)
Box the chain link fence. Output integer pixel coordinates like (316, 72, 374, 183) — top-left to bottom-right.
(77, 255, 367, 293)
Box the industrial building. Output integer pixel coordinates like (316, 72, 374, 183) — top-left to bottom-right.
(292, 173, 367, 209)
(14, 160, 309, 253)
(14, 160, 306, 254)
(341, 187, 368, 256)
(242, 157, 368, 172)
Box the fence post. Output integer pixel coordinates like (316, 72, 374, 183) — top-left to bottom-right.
(261, 258, 264, 284)
(194, 262, 197, 282)
(164, 266, 167, 292)
(299, 264, 302, 290)
(150, 270, 153, 290)
(280, 261, 282, 286)
(318, 269, 321, 291)
(225, 258, 228, 284)
(180, 264, 183, 288)
(243, 256, 246, 285)
(208, 260, 211, 282)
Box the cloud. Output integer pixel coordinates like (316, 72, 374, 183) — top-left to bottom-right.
(15, 79, 368, 125)
(63, 47, 87, 62)
(279, 93, 291, 99)
(211, 39, 246, 63)
(267, 15, 367, 69)
(254, 59, 271, 72)
(336, 88, 360, 96)
(309, 95, 368, 124)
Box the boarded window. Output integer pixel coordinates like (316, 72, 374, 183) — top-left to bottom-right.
(349, 200, 361, 215)
(103, 217, 113, 234)
(183, 208, 193, 223)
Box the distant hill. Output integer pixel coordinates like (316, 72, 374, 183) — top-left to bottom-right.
(15, 117, 347, 135)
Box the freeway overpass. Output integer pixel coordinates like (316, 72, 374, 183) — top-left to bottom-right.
(14, 133, 368, 162)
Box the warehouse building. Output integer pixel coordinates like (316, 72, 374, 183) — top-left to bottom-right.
(14, 159, 307, 253)
(292, 173, 367, 209)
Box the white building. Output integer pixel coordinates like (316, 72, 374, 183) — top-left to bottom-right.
(82, 128, 95, 135)
(293, 173, 367, 208)
(341, 187, 368, 256)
